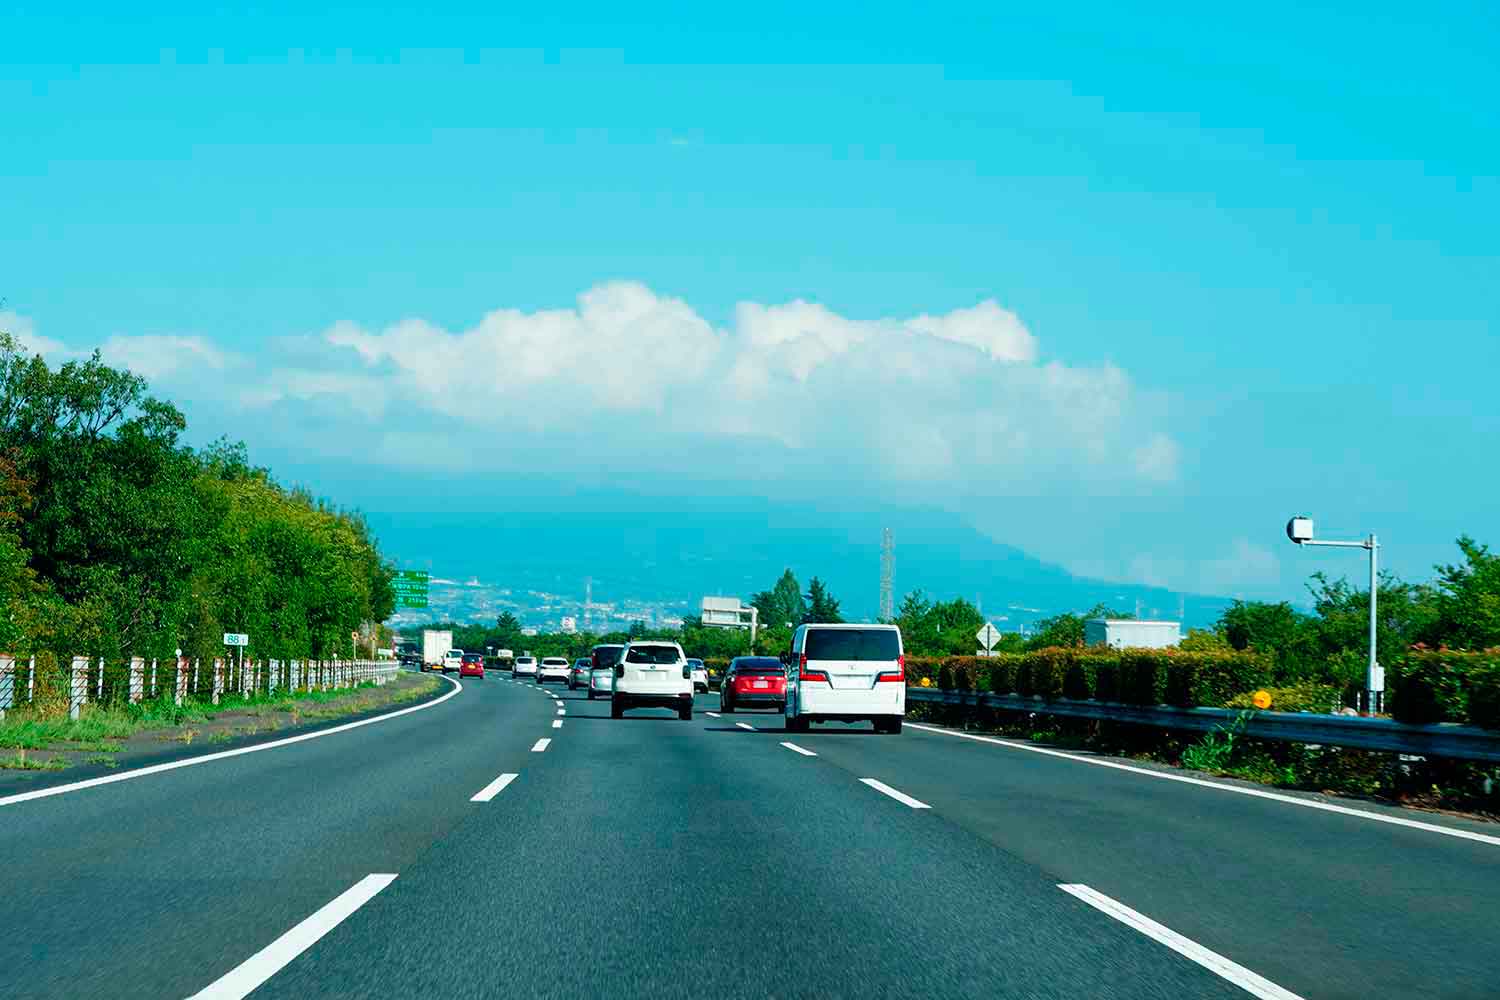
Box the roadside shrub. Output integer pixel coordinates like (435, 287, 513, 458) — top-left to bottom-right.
(1092, 654, 1120, 702)
(985, 655, 1019, 695)
(1466, 656, 1500, 730)
(1027, 647, 1070, 701)
(1063, 656, 1093, 700)
(1225, 682, 1343, 713)
(1014, 656, 1034, 698)
(1165, 651, 1272, 709)
(1118, 649, 1168, 706)
(1389, 650, 1469, 724)
(936, 663, 955, 691)
(905, 657, 939, 687)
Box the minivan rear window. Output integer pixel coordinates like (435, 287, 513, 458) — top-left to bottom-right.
(592, 646, 624, 668)
(625, 645, 681, 664)
(803, 628, 901, 661)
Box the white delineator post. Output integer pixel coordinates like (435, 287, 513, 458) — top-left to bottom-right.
(129, 656, 144, 704)
(96, 656, 105, 701)
(0, 654, 14, 720)
(70, 655, 89, 720)
(175, 657, 188, 706)
(212, 658, 224, 706)
(150, 658, 158, 699)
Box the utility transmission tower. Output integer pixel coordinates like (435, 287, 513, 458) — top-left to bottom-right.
(879, 529, 895, 621)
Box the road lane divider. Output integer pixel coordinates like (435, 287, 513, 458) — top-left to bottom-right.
(188, 873, 397, 999)
(471, 773, 519, 803)
(531, 739, 551, 752)
(905, 722, 1500, 848)
(780, 742, 817, 757)
(1057, 884, 1304, 1000)
(705, 711, 720, 718)
(1, 675, 464, 810)
(552, 720, 563, 729)
(859, 778, 930, 809)
(735, 722, 756, 731)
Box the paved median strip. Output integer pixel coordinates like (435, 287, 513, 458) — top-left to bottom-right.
(859, 778, 930, 809)
(780, 741, 817, 757)
(531, 738, 551, 752)
(470, 773, 519, 803)
(188, 873, 397, 999)
(1057, 884, 1304, 1000)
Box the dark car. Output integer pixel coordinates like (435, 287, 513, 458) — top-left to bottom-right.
(719, 656, 787, 713)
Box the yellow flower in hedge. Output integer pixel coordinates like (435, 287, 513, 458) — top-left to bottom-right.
(919, 676, 932, 688)
(1252, 689, 1273, 709)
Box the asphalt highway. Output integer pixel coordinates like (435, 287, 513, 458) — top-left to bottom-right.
(4, 670, 1498, 999)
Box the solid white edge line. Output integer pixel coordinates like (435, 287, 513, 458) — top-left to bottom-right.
(904, 722, 1500, 848)
(735, 722, 756, 731)
(705, 711, 720, 718)
(531, 738, 551, 752)
(470, 772, 519, 803)
(188, 873, 398, 999)
(780, 741, 817, 757)
(552, 720, 563, 729)
(1, 676, 464, 809)
(1058, 884, 1304, 1000)
(859, 777, 930, 809)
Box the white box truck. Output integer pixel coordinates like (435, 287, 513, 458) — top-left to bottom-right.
(421, 629, 453, 672)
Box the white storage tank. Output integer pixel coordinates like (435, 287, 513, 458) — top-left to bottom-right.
(1084, 619, 1182, 650)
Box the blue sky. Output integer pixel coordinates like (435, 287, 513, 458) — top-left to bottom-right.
(3, 1, 1496, 603)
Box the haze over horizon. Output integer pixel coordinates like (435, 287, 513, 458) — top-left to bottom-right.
(4, 1, 1495, 604)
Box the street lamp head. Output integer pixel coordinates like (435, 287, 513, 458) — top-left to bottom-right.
(1286, 516, 1314, 544)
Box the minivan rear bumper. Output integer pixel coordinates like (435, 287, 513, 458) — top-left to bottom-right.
(797, 684, 904, 718)
(614, 691, 692, 710)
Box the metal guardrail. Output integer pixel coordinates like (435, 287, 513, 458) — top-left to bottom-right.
(906, 686, 1500, 763)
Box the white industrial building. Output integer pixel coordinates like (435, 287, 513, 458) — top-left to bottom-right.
(701, 596, 759, 638)
(1084, 619, 1182, 650)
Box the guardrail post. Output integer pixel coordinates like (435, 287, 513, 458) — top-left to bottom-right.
(0, 654, 13, 720)
(129, 656, 144, 703)
(70, 655, 89, 720)
(212, 658, 224, 705)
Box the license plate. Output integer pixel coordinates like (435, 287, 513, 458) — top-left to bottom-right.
(754, 680, 768, 689)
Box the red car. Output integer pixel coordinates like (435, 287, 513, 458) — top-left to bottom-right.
(459, 652, 486, 678)
(719, 656, 787, 713)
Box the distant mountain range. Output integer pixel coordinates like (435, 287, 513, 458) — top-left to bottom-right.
(365, 496, 1235, 630)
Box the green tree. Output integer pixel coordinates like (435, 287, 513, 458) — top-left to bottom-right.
(1027, 603, 1129, 651)
(752, 569, 805, 629)
(803, 577, 843, 624)
(1425, 536, 1500, 649)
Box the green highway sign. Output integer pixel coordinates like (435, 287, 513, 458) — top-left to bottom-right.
(393, 570, 430, 609)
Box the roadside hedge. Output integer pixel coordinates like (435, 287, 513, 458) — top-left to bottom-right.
(1388, 649, 1500, 727)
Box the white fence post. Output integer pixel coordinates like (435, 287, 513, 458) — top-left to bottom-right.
(150, 658, 158, 699)
(95, 656, 105, 701)
(0, 654, 13, 719)
(175, 657, 188, 706)
(192, 658, 200, 699)
(27, 655, 35, 704)
(212, 658, 224, 705)
(70, 655, 89, 720)
(129, 656, 144, 703)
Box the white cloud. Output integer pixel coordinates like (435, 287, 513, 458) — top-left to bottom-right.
(905, 299, 1037, 362)
(0, 310, 65, 357)
(100, 334, 231, 380)
(1200, 538, 1281, 593)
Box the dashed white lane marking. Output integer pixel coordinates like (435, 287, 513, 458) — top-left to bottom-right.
(705, 711, 720, 718)
(735, 722, 756, 731)
(556, 707, 565, 715)
(904, 722, 1500, 848)
(552, 720, 563, 729)
(187, 873, 398, 999)
(471, 773, 519, 803)
(1057, 884, 1304, 1000)
(780, 742, 817, 757)
(859, 778, 930, 809)
(531, 739, 551, 752)
(1, 676, 464, 810)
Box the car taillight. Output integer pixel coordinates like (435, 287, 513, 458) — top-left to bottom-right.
(876, 654, 905, 683)
(799, 654, 829, 683)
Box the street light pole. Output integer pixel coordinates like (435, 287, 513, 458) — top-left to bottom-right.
(1286, 517, 1382, 713)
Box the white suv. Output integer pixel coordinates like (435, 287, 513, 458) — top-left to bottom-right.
(537, 657, 571, 684)
(513, 656, 538, 679)
(611, 640, 694, 720)
(784, 624, 904, 734)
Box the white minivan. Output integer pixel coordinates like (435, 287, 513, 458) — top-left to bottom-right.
(784, 623, 905, 734)
(611, 640, 694, 720)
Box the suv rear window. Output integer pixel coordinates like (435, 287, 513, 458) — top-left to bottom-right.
(625, 645, 681, 664)
(803, 628, 901, 661)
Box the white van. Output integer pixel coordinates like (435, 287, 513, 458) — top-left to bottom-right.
(784, 624, 905, 734)
(611, 640, 693, 720)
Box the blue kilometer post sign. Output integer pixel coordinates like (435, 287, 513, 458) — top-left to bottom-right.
(393, 570, 430, 609)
